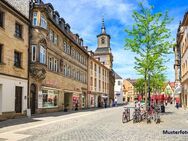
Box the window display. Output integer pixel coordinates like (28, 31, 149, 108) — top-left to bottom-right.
(42, 90, 58, 108)
(73, 96, 79, 110)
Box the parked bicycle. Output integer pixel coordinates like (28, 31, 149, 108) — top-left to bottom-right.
(122, 107, 130, 123)
(146, 104, 161, 124)
(132, 108, 141, 123)
(153, 105, 161, 124)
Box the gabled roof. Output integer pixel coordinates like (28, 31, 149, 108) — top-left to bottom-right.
(114, 72, 122, 79)
(162, 81, 175, 91)
(126, 78, 137, 85)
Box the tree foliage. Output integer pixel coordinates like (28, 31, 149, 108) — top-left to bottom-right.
(124, 2, 174, 93)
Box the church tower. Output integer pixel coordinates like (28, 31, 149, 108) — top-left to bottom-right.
(94, 17, 113, 69)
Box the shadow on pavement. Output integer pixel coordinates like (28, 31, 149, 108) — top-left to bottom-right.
(160, 112, 174, 116)
(0, 118, 41, 128)
(0, 106, 118, 128)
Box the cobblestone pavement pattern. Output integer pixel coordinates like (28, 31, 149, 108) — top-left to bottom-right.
(0, 104, 188, 141)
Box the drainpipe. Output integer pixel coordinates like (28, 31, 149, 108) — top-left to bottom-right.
(27, 1, 32, 117)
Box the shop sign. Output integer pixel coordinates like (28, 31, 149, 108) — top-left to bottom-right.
(38, 91, 43, 108)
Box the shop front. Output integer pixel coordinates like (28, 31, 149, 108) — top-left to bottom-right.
(81, 93, 87, 109)
(64, 90, 86, 111)
(72, 93, 80, 110)
(37, 87, 61, 113)
(90, 94, 95, 108)
(102, 94, 109, 108)
(94, 95, 98, 108)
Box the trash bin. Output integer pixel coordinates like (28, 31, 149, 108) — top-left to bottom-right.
(161, 105, 165, 113)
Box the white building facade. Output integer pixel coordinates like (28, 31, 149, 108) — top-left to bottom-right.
(114, 72, 124, 104)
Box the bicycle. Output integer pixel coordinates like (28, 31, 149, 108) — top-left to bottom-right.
(122, 107, 130, 123)
(153, 105, 161, 124)
(133, 108, 141, 123)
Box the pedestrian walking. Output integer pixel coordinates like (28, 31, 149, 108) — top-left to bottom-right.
(165, 100, 167, 106)
(175, 98, 180, 109)
(75, 100, 78, 111)
(104, 101, 107, 108)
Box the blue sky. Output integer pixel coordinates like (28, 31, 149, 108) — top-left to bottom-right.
(43, 0, 188, 81)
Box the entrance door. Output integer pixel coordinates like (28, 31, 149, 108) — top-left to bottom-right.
(30, 84, 36, 114)
(15, 86, 22, 113)
(64, 93, 71, 110)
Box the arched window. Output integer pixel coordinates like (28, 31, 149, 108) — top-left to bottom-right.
(101, 37, 105, 44)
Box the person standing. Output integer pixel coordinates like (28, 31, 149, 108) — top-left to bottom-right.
(176, 97, 180, 109)
(115, 97, 118, 107)
(104, 99, 107, 108)
(165, 100, 168, 106)
(75, 100, 78, 111)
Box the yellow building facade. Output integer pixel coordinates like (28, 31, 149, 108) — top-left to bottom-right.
(123, 79, 137, 102)
(29, 1, 88, 114)
(0, 0, 30, 119)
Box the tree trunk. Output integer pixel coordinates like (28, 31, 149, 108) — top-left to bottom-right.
(144, 70, 147, 110)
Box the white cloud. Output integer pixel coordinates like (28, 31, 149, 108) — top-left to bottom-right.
(43, 0, 175, 81)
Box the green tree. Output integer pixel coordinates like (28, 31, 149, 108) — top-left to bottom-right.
(124, 2, 174, 104)
(134, 78, 145, 96)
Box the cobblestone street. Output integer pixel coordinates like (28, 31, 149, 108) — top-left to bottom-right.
(0, 104, 188, 141)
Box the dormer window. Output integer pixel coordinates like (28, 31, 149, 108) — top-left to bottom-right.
(56, 16, 59, 23)
(40, 15, 47, 29)
(60, 18, 65, 29)
(79, 39, 83, 46)
(65, 24, 70, 32)
(75, 34, 79, 43)
(33, 0, 41, 4)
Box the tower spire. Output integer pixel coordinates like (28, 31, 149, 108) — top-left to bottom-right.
(101, 16, 106, 34)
